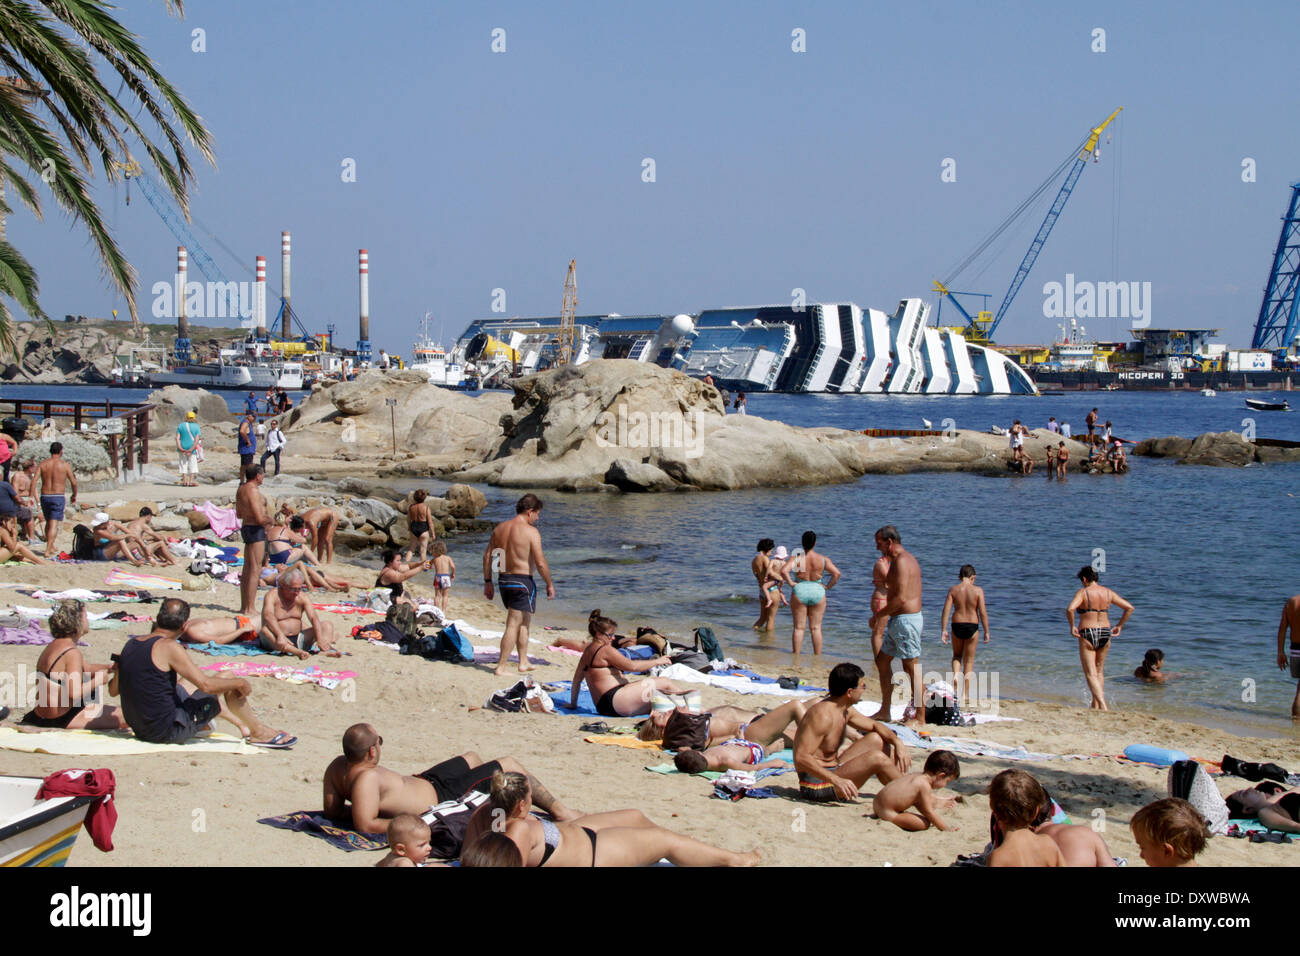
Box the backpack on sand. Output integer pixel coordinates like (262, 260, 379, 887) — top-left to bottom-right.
(423, 790, 490, 860)
(385, 602, 422, 641)
(692, 626, 725, 663)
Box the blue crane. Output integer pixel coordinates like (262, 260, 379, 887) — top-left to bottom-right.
(1251, 181, 1300, 354)
(934, 107, 1123, 344)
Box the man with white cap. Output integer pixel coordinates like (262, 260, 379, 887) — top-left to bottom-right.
(175, 410, 201, 487)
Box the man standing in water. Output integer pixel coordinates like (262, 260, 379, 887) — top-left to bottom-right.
(1276, 593, 1300, 721)
(483, 493, 554, 676)
(870, 526, 924, 728)
(35, 442, 77, 558)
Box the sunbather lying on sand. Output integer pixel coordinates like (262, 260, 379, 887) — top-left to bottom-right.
(460, 770, 760, 867)
(323, 723, 579, 835)
(179, 614, 261, 645)
(638, 699, 834, 749)
(671, 700, 809, 772)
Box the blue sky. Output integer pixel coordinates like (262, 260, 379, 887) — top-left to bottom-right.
(10, 0, 1300, 354)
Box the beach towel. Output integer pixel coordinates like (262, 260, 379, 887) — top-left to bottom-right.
(196, 501, 241, 539)
(852, 700, 1019, 726)
(0, 727, 265, 756)
(550, 682, 601, 716)
(257, 812, 386, 852)
(104, 569, 183, 591)
(888, 725, 1081, 761)
(29, 588, 154, 604)
(200, 660, 356, 690)
(655, 663, 824, 699)
(0, 621, 86, 646)
(312, 603, 381, 615)
(184, 640, 271, 657)
(472, 646, 550, 667)
(584, 734, 665, 752)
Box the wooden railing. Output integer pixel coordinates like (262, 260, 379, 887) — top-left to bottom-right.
(3, 400, 151, 479)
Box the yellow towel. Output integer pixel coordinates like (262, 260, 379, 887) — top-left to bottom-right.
(0, 727, 265, 756)
(583, 734, 664, 751)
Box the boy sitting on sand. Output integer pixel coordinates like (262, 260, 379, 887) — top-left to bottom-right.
(1129, 798, 1210, 867)
(872, 750, 961, 831)
(987, 770, 1067, 867)
(376, 814, 433, 867)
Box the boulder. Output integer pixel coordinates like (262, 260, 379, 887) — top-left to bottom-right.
(444, 483, 487, 518)
(605, 459, 677, 492)
(150, 513, 191, 533)
(146, 386, 230, 439)
(347, 497, 401, 530)
(106, 501, 158, 521)
(1178, 431, 1256, 467)
(1133, 436, 1195, 459)
(188, 511, 211, 532)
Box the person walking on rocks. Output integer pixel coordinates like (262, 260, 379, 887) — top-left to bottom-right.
(35, 442, 77, 559)
(260, 419, 286, 477)
(176, 411, 201, 487)
(483, 493, 554, 676)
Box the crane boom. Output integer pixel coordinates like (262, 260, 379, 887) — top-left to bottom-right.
(987, 107, 1122, 341)
(1251, 181, 1300, 352)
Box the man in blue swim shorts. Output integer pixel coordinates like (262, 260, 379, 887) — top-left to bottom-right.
(870, 525, 925, 729)
(483, 494, 555, 678)
(35, 442, 78, 559)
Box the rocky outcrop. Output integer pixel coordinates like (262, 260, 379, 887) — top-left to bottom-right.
(281, 369, 511, 468)
(1134, 431, 1300, 466)
(146, 386, 231, 439)
(449, 360, 1099, 492)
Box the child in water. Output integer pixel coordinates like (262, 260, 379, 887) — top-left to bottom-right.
(1134, 649, 1166, 683)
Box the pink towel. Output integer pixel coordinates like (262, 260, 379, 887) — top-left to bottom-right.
(197, 501, 241, 540)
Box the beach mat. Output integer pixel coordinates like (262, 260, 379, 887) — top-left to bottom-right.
(0, 726, 265, 756)
(185, 640, 272, 657)
(584, 734, 664, 752)
(200, 660, 356, 690)
(257, 811, 386, 852)
(104, 569, 183, 591)
(889, 725, 1087, 762)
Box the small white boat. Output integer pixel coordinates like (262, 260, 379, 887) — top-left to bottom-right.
(0, 775, 95, 867)
(1245, 397, 1290, 411)
(1201, 388, 1216, 397)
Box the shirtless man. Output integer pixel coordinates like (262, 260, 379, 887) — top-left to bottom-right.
(792, 662, 910, 802)
(35, 442, 77, 558)
(751, 538, 774, 630)
(298, 505, 339, 565)
(672, 700, 809, 773)
(122, 509, 177, 565)
(236, 464, 274, 616)
(11, 459, 36, 540)
(483, 493, 554, 676)
(940, 564, 989, 706)
(869, 525, 924, 727)
(258, 569, 338, 658)
(1085, 407, 1099, 445)
(323, 722, 578, 834)
(180, 613, 261, 645)
(639, 700, 813, 748)
(1277, 592, 1300, 720)
(1056, 441, 1069, 478)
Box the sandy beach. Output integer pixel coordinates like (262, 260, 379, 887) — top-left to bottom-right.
(2, 457, 1298, 869)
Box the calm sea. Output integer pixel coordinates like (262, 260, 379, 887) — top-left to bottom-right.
(9, 384, 1298, 738)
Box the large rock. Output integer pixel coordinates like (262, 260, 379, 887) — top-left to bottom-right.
(444, 483, 487, 518)
(346, 497, 401, 530)
(605, 459, 677, 492)
(1133, 436, 1195, 459)
(1179, 431, 1258, 467)
(146, 386, 230, 439)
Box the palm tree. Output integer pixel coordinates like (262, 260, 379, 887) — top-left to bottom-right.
(0, 0, 213, 353)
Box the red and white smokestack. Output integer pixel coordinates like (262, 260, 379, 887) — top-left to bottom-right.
(359, 249, 370, 348)
(255, 255, 267, 336)
(280, 231, 292, 340)
(176, 245, 189, 339)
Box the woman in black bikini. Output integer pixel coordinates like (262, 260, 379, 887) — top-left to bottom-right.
(460, 771, 760, 867)
(1066, 566, 1135, 711)
(21, 599, 128, 730)
(570, 610, 693, 718)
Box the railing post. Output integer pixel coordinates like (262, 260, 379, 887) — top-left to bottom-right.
(74, 404, 83, 432)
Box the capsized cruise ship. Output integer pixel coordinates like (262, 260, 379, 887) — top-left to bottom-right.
(447, 299, 1037, 395)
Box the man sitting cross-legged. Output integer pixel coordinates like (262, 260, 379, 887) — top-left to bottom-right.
(111, 597, 294, 748)
(793, 661, 910, 803)
(258, 568, 339, 659)
(322, 722, 580, 835)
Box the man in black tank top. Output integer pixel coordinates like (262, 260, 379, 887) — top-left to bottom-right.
(112, 598, 296, 747)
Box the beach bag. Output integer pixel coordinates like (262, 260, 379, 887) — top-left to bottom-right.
(195, 439, 205, 463)
(668, 648, 711, 672)
(1168, 759, 1229, 835)
(385, 602, 422, 642)
(433, 623, 474, 663)
(662, 710, 710, 752)
(423, 790, 490, 860)
(693, 625, 725, 662)
(486, 678, 555, 714)
(924, 682, 966, 727)
(398, 634, 440, 658)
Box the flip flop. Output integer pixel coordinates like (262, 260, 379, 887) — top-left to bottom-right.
(580, 721, 610, 734)
(248, 732, 297, 749)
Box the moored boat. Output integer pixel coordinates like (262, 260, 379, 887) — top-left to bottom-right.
(1245, 397, 1290, 411)
(0, 775, 95, 867)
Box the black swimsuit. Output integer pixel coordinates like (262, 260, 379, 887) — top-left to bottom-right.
(21, 647, 88, 728)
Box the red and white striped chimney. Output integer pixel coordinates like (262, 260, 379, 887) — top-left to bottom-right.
(280, 231, 292, 339)
(255, 255, 267, 335)
(359, 249, 370, 346)
(176, 246, 189, 339)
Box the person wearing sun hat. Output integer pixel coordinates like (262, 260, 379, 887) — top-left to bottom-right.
(175, 410, 202, 488)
